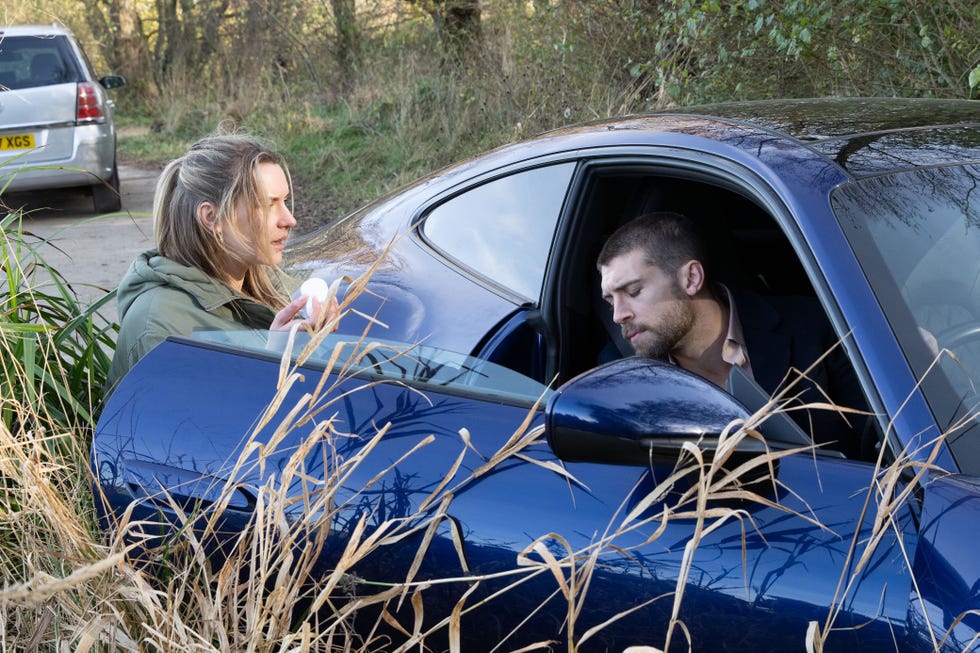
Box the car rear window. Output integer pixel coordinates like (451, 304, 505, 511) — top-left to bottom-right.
(0, 35, 81, 90)
(420, 163, 576, 302)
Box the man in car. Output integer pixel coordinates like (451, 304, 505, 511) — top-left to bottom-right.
(597, 211, 872, 459)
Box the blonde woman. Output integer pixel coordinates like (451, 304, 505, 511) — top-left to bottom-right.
(107, 134, 338, 388)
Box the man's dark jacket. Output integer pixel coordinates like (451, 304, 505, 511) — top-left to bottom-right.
(733, 288, 873, 459)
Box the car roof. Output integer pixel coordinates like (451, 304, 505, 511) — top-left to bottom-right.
(430, 98, 977, 190)
(0, 24, 74, 38)
(649, 98, 979, 177)
(671, 98, 980, 176)
(669, 97, 977, 140)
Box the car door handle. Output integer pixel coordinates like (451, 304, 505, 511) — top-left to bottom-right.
(123, 460, 257, 513)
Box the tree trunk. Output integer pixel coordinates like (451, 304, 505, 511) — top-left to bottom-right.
(113, 0, 156, 99)
(413, 0, 483, 64)
(330, 0, 360, 94)
(443, 0, 482, 63)
(82, 0, 157, 100)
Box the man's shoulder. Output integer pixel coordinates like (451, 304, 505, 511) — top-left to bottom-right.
(763, 293, 828, 324)
(732, 287, 828, 330)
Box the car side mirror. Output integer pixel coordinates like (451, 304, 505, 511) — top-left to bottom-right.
(545, 357, 801, 466)
(99, 75, 126, 90)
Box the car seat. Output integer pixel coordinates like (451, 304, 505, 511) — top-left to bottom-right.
(29, 53, 66, 85)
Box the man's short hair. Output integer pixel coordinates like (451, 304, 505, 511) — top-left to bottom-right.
(597, 211, 709, 277)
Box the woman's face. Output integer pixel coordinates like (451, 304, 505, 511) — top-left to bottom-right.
(222, 161, 296, 279)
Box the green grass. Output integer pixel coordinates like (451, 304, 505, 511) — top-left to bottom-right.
(114, 86, 518, 233)
(117, 128, 191, 168)
(0, 212, 115, 435)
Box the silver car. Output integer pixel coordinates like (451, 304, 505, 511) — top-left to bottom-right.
(0, 24, 125, 212)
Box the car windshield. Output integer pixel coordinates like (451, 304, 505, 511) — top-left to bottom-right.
(193, 329, 553, 405)
(833, 163, 980, 472)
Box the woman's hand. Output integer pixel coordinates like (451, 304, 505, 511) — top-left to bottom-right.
(271, 294, 340, 333)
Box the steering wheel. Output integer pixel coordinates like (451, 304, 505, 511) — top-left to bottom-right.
(936, 322, 980, 350)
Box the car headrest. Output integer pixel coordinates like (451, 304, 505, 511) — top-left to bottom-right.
(30, 53, 66, 84)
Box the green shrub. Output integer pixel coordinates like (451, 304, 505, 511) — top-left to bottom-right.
(0, 211, 116, 437)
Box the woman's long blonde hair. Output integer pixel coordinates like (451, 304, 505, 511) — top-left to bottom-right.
(154, 133, 291, 309)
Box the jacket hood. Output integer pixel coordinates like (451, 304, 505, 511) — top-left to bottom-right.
(116, 250, 240, 321)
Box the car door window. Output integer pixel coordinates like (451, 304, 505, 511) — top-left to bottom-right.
(551, 167, 879, 459)
(421, 163, 575, 301)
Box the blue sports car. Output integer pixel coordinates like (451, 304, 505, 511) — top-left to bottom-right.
(93, 98, 980, 651)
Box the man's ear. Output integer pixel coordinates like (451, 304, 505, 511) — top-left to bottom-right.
(677, 260, 705, 296)
(196, 202, 220, 234)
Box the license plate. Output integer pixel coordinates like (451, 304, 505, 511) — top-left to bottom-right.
(0, 134, 35, 150)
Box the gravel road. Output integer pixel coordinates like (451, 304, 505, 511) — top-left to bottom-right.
(8, 164, 161, 323)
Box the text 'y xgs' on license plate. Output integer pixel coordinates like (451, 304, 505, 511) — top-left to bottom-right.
(0, 134, 35, 150)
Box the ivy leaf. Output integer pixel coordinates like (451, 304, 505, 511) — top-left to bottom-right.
(970, 65, 980, 90)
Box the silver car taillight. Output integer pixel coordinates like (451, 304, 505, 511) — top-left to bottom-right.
(76, 82, 105, 123)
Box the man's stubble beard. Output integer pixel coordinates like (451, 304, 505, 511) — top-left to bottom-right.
(627, 297, 695, 360)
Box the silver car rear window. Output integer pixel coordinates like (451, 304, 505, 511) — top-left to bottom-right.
(0, 35, 81, 90)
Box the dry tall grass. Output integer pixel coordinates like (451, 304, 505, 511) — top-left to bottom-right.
(1, 348, 950, 652)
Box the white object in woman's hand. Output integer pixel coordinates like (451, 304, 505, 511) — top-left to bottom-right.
(300, 277, 330, 320)
(270, 277, 340, 333)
